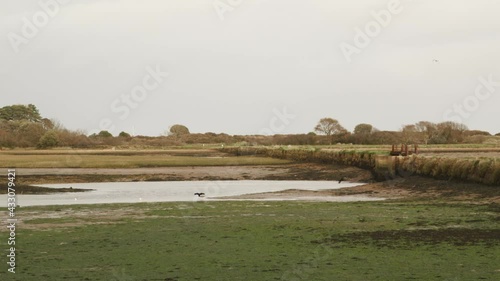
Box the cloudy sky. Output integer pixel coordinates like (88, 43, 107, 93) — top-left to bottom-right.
(1, 0, 499, 136)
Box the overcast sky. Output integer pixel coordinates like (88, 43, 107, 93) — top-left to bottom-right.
(1, 0, 499, 136)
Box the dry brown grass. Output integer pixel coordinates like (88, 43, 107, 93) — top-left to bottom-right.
(0, 149, 290, 168)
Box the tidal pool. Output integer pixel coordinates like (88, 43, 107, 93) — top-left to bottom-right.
(4, 181, 382, 207)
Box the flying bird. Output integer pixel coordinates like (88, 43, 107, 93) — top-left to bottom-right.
(433, 59, 439, 63)
(194, 192, 205, 197)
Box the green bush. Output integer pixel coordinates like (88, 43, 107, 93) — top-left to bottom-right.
(37, 130, 59, 148)
(119, 131, 131, 138)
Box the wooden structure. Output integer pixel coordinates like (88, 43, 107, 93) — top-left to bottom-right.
(390, 144, 418, 156)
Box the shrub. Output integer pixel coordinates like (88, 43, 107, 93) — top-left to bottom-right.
(38, 130, 59, 148)
(484, 161, 500, 185)
(119, 131, 131, 138)
(431, 158, 447, 178)
(97, 130, 113, 138)
(422, 158, 437, 176)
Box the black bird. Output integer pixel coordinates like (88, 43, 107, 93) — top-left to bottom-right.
(194, 192, 205, 197)
(338, 177, 345, 184)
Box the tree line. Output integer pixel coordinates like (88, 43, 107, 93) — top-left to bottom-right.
(0, 104, 498, 148)
(311, 117, 494, 145)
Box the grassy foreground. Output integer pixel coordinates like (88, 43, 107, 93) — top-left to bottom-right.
(1, 200, 499, 280)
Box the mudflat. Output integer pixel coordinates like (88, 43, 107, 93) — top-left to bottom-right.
(13, 163, 373, 185)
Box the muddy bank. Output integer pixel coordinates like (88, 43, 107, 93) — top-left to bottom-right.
(222, 147, 500, 185)
(14, 163, 374, 185)
(0, 184, 90, 194)
(229, 176, 500, 203)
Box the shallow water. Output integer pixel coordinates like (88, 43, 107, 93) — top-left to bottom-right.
(4, 181, 376, 207)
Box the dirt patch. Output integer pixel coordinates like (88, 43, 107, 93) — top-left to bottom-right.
(4, 207, 155, 231)
(317, 228, 500, 247)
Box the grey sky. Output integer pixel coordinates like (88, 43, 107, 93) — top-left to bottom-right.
(1, 0, 499, 136)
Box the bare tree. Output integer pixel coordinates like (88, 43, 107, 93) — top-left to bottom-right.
(433, 121, 468, 144)
(314, 118, 346, 136)
(401, 124, 420, 144)
(314, 118, 348, 144)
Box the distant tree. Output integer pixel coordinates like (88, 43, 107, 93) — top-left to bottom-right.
(414, 121, 437, 144)
(119, 131, 131, 138)
(314, 118, 349, 144)
(431, 122, 468, 144)
(97, 130, 113, 138)
(314, 118, 347, 136)
(13, 121, 46, 146)
(41, 118, 54, 130)
(306, 132, 317, 144)
(0, 123, 15, 147)
(352, 123, 374, 144)
(169, 124, 190, 136)
(0, 104, 42, 122)
(57, 129, 92, 148)
(37, 130, 59, 148)
(400, 121, 465, 144)
(353, 123, 373, 135)
(401, 124, 421, 144)
(0, 105, 94, 148)
(371, 130, 401, 144)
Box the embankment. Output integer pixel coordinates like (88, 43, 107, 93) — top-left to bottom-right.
(223, 147, 500, 186)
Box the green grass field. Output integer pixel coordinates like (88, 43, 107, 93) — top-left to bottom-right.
(1, 200, 498, 280)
